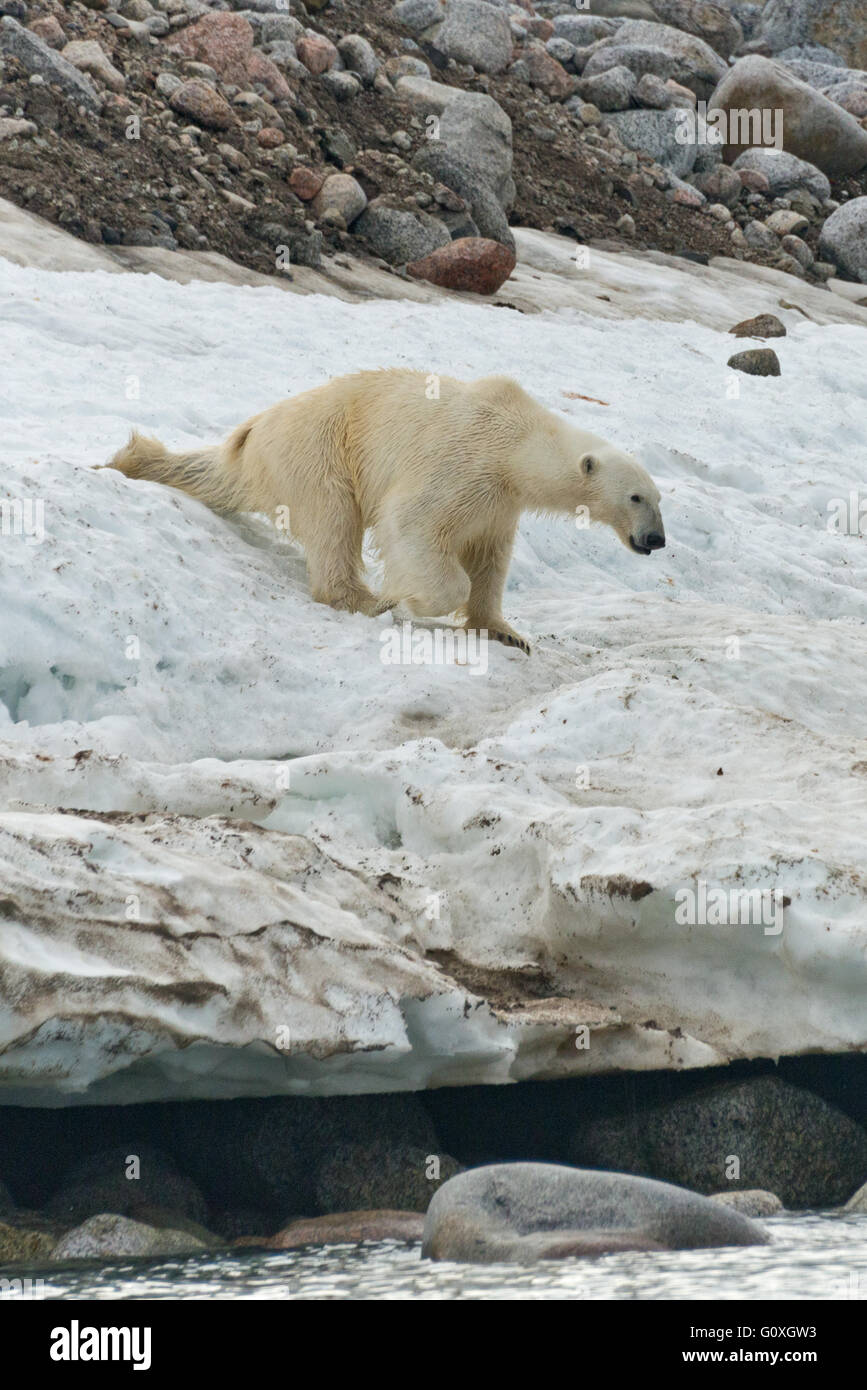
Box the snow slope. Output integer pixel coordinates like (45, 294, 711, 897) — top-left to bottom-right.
(1, 248, 866, 1103)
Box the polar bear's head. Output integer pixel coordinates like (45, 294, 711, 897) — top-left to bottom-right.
(581, 446, 666, 556)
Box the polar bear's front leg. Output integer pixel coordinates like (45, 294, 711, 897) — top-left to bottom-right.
(460, 531, 531, 656)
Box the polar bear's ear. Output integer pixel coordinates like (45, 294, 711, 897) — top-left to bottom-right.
(580, 453, 599, 477)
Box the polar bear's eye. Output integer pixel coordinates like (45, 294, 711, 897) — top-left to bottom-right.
(630, 494, 641, 503)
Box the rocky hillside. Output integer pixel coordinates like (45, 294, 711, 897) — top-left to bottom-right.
(0, 0, 866, 293)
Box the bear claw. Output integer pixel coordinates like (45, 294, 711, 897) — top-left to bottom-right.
(490, 630, 531, 656)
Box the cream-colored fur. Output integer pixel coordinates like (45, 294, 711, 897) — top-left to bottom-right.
(107, 369, 665, 654)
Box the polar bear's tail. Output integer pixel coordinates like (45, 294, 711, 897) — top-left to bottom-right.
(106, 425, 251, 513)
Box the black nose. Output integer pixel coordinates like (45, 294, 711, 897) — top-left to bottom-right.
(645, 532, 665, 550)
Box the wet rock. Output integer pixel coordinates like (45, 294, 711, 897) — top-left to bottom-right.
(844, 1180, 867, 1213)
(818, 197, 867, 283)
(259, 1209, 425, 1249)
(47, 1145, 208, 1226)
(0, 1219, 56, 1263)
(170, 80, 236, 130)
(709, 56, 867, 178)
(728, 312, 787, 337)
(50, 1213, 208, 1262)
(0, 17, 102, 113)
(406, 235, 515, 293)
(732, 147, 830, 199)
(422, 1163, 769, 1264)
(710, 1189, 785, 1217)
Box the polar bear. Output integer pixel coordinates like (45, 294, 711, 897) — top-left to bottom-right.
(107, 369, 665, 655)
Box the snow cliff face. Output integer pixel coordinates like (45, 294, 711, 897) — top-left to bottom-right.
(1, 247, 866, 1103)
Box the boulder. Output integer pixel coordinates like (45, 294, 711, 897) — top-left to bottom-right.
(583, 19, 728, 99)
(648, 0, 743, 58)
(606, 107, 715, 177)
(50, 1213, 208, 1261)
(732, 146, 831, 198)
(389, 0, 446, 36)
(760, 1, 867, 71)
(710, 1189, 785, 1217)
(518, 41, 575, 99)
(844, 1179, 867, 1213)
(169, 80, 235, 131)
(315, 1139, 462, 1211)
(354, 199, 452, 266)
(337, 34, 380, 85)
(258, 1209, 425, 1248)
(311, 173, 367, 227)
(411, 144, 515, 247)
(422, 1163, 769, 1264)
(551, 14, 621, 46)
(569, 1077, 867, 1207)
(397, 81, 514, 208)
(576, 64, 637, 111)
(0, 16, 102, 112)
(47, 1144, 208, 1226)
(61, 39, 125, 92)
(406, 236, 516, 294)
(728, 312, 787, 337)
(426, 0, 513, 75)
(170, 12, 253, 85)
(708, 56, 867, 178)
(818, 198, 867, 284)
(172, 1094, 440, 1213)
(0, 1219, 57, 1263)
(694, 163, 743, 205)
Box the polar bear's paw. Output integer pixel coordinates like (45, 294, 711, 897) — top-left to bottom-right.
(479, 625, 531, 657)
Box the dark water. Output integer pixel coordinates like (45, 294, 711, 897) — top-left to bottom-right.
(5, 1213, 865, 1300)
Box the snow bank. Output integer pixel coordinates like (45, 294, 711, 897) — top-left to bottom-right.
(1, 249, 866, 1103)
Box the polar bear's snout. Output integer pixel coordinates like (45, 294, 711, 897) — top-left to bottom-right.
(624, 489, 665, 556)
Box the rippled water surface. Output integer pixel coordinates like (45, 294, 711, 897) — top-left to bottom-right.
(17, 1213, 867, 1300)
